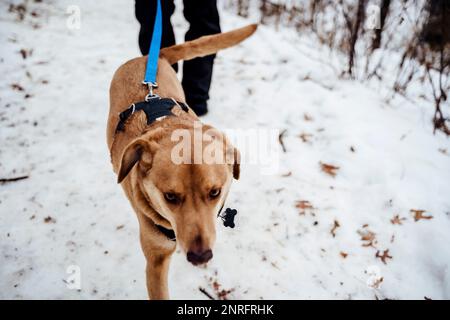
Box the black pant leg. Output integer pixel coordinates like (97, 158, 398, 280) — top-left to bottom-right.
(135, 0, 177, 70)
(182, 0, 221, 115)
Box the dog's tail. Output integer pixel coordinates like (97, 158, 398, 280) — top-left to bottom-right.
(160, 24, 257, 65)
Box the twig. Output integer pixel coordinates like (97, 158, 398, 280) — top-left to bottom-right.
(0, 175, 29, 184)
(278, 129, 287, 153)
(199, 287, 215, 300)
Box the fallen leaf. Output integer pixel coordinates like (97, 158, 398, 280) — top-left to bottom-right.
(369, 276, 384, 289)
(304, 113, 313, 121)
(298, 132, 313, 143)
(11, 83, 24, 91)
(340, 251, 348, 258)
(320, 162, 339, 177)
(295, 200, 313, 215)
(390, 214, 406, 225)
(19, 48, 32, 59)
(375, 249, 392, 264)
(44, 216, 56, 223)
(330, 220, 340, 237)
(411, 209, 433, 222)
(281, 171, 292, 177)
(358, 228, 376, 247)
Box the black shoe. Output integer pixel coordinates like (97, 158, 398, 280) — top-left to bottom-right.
(189, 101, 208, 116)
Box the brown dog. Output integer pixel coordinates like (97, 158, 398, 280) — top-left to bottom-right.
(106, 24, 257, 299)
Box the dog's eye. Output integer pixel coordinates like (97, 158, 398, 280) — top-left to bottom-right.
(209, 188, 221, 199)
(164, 193, 180, 204)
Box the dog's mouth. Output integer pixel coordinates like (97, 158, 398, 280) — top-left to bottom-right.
(186, 249, 213, 266)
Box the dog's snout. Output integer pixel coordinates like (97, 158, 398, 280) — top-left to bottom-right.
(187, 249, 213, 265)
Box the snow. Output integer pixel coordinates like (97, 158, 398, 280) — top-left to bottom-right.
(1, 0, 449, 300)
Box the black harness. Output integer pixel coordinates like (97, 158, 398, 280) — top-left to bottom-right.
(115, 98, 189, 133)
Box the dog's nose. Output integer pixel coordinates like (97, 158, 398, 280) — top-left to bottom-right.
(186, 249, 213, 265)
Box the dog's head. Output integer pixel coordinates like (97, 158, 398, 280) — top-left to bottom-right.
(117, 121, 239, 266)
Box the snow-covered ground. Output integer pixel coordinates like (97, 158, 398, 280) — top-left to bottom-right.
(1, 0, 449, 300)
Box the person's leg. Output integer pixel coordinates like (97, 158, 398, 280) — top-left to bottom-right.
(135, 0, 178, 71)
(182, 0, 221, 115)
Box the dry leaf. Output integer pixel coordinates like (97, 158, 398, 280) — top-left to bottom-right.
(304, 113, 313, 121)
(331, 220, 340, 237)
(375, 249, 392, 264)
(281, 171, 292, 177)
(340, 251, 348, 258)
(358, 228, 376, 247)
(11, 83, 24, 91)
(298, 132, 313, 143)
(369, 276, 384, 289)
(320, 162, 339, 177)
(411, 209, 433, 222)
(390, 214, 406, 225)
(295, 200, 313, 215)
(44, 216, 56, 223)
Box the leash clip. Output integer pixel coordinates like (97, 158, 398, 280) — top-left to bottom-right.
(143, 81, 159, 101)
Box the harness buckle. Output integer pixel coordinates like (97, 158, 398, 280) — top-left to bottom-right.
(143, 81, 159, 102)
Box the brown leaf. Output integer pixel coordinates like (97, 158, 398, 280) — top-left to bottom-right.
(340, 251, 348, 258)
(358, 228, 376, 247)
(375, 249, 392, 264)
(19, 48, 32, 59)
(296, 200, 313, 210)
(210, 279, 234, 300)
(295, 200, 313, 215)
(44, 216, 56, 224)
(304, 113, 313, 121)
(411, 209, 433, 222)
(281, 171, 292, 177)
(298, 132, 313, 143)
(330, 220, 340, 237)
(11, 83, 24, 91)
(390, 214, 406, 225)
(320, 162, 339, 177)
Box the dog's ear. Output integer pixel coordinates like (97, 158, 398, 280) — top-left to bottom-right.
(223, 135, 240, 180)
(232, 147, 240, 180)
(117, 139, 153, 184)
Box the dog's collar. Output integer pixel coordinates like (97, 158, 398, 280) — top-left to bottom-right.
(156, 224, 176, 241)
(115, 97, 189, 133)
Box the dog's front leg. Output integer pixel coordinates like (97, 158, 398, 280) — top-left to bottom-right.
(145, 250, 173, 299)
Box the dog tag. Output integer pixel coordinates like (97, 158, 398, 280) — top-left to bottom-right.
(221, 208, 237, 228)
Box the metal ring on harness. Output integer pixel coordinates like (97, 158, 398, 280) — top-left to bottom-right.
(143, 81, 159, 102)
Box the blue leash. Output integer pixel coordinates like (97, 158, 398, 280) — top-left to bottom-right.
(143, 0, 162, 97)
